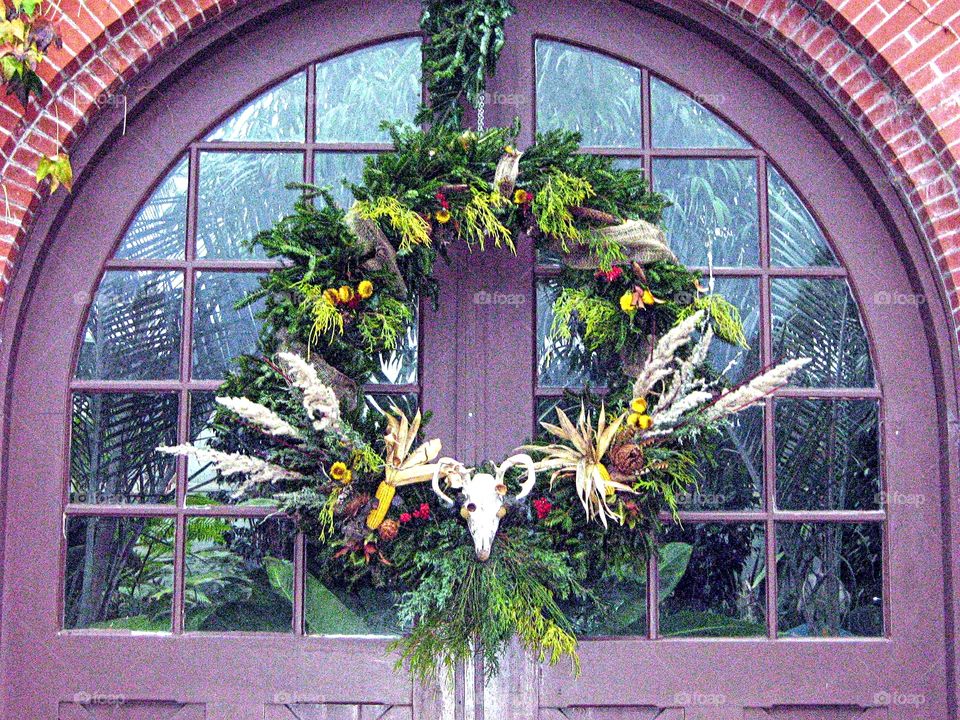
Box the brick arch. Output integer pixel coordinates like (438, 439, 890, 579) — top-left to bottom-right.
(0, 0, 958, 337)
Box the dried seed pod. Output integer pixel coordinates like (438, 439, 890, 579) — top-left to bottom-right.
(378, 518, 400, 542)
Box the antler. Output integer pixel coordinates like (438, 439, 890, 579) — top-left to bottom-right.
(496, 453, 536, 500)
(431, 457, 470, 507)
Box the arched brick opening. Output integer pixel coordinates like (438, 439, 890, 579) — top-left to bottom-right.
(1, 0, 958, 345)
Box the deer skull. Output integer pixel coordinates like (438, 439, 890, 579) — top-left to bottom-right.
(432, 454, 536, 561)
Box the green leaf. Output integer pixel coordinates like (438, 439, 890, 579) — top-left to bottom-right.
(36, 152, 72, 193)
(263, 557, 370, 635)
(14, 0, 39, 16)
(657, 542, 693, 603)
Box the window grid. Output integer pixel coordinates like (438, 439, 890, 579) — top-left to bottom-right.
(64, 53, 421, 636)
(533, 60, 886, 639)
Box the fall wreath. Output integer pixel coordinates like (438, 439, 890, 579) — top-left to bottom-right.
(162, 0, 808, 679)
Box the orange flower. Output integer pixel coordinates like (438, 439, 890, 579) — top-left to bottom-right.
(323, 288, 340, 305)
(337, 285, 355, 303)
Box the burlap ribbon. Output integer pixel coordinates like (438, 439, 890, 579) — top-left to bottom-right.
(493, 148, 522, 197)
(548, 218, 677, 269)
(345, 207, 409, 299)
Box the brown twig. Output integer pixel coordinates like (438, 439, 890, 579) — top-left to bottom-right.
(569, 206, 620, 226)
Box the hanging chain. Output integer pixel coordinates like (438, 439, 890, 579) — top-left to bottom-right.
(475, 93, 485, 132)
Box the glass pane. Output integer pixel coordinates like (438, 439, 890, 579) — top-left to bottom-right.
(76, 271, 183, 381)
(71, 392, 179, 504)
(196, 151, 303, 259)
(315, 39, 421, 143)
(205, 72, 306, 142)
(768, 165, 838, 267)
(659, 523, 767, 637)
(706, 277, 760, 383)
(192, 272, 266, 380)
(184, 516, 295, 631)
(775, 399, 880, 511)
(654, 158, 759, 267)
(534, 394, 593, 441)
(690, 406, 763, 511)
(536, 279, 608, 388)
(568, 549, 648, 637)
(777, 522, 883, 637)
(535, 40, 642, 148)
(115, 157, 188, 259)
(368, 301, 418, 386)
(314, 152, 369, 208)
(186, 391, 236, 503)
(364, 393, 419, 421)
(650, 77, 749, 149)
(305, 540, 401, 635)
(64, 515, 173, 630)
(771, 278, 873, 388)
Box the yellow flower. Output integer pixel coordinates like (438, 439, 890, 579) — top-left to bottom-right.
(619, 291, 636, 313)
(641, 289, 656, 306)
(323, 288, 340, 305)
(435, 208, 451, 224)
(630, 397, 648, 414)
(357, 280, 374, 299)
(505, 144, 516, 154)
(627, 413, 653, 430)
(337, 285, 355, 303)
(513, 188, 529, 205)
(330, 461, 352, 483)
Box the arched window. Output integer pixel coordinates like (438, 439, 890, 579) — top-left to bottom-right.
(0, 1, 950, 717)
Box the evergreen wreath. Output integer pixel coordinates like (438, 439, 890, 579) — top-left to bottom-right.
(162, 0, 808, 679)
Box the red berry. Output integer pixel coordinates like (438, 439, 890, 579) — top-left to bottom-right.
(399, 512, 412, 523)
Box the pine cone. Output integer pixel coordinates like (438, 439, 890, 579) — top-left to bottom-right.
(341, 492, 370, 518)
(608, 443, 646, 478)
(378, 518, 399, 542)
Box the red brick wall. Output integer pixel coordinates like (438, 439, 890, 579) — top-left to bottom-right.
(1, 0, 959, 338)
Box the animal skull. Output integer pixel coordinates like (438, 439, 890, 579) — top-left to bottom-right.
(432, 454, 536, 561)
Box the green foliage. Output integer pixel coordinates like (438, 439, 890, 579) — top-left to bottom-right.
(357, 297, 415, 353)
(391, 524, 580, 680)
(36, 152, 72, 192)
(353, 195, 432, 253)
(532, 171, 596, 248)
(550, 287, 627, 352)
(265, 558, 370, 634)
(680, 293, 748, 348)
(418, 0, 516, 128)
(460, 186, 513, 250)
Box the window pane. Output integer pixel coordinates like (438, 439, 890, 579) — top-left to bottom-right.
(706, 277, 760, 383)
(196, 152, 303, 259)
(187, 391, 235, 503)
(364, 393, 419, 421)
(184, 516, 295, 632)
(775, 399, 880, 511)
(315, 39, 421, 143)
(76, 270, 183, 381)
(659, 523, 767, 637)
(654, 158, 759, 267)
(305, 540, 401, 635)
(535, 394, 594, 441)
(115, 157, 188, 259)
(368, 302, 418, 386)
(691, 406, 763, 511)
(651, 77, 749, 149)
(771, 278, 873, 388)
(71, 392, 179, 505)
(535, 40, 642, 148)
(64, 515, 173, 630)
(567, 548, 648, 637)
(777, 522, 883, 637)
(205, 72, 306, 142)
(536, 279, 609, 388)
(314, 152, 369, 208)
(192, 272, 266, 380)
(768, 164, 838, 267)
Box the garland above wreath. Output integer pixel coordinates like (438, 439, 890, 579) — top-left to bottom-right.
(161, 0, 808, 680)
